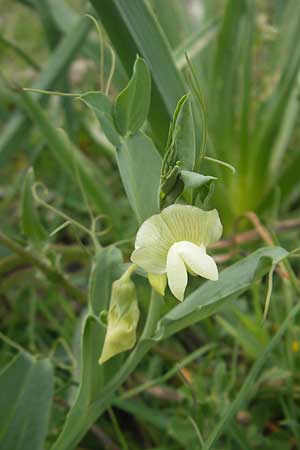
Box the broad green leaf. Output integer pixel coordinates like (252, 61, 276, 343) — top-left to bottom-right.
(114, 56, 151, 135)
(90, 0, 186, 146)
(116, 131, 162, 223)
(180, 170, 217, 189)
(0, 16, 91, 163)
(18, 89, 120, 232)
(0, 352, 53, 450)
(80, 92, 121, 146)
(154, 246, 288, 340)
(20, 168, 48, 249)
(172, 94, 195, 170)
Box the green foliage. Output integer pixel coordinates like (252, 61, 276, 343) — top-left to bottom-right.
(1, 1, 300, 450)
(0, 351, 53, 450)
(52, 247, 124, 450)
(154, 247, 288, 340)
(90, 0, 186, 146)
(80, 92, 121, 146)
(171, 94, 196, 171)
(0, 15, 91, 163)
(114, 56, 151, 136)
(116, 131, 162, 223)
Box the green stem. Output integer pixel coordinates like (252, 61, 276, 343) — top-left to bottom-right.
(203, 156, 236, 174)
(140, 290, 164, 339)
(52, 291, 163, 450)
(22, 88, 81, 97)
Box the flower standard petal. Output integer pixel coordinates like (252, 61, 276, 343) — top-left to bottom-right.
(177, 241, 219, 281)
(166, 243, 188, 301)
(135, 213, 175, 250)
(161, 205, 223, 246)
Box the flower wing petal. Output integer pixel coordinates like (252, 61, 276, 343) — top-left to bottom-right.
(166, 244, 188, 301)
(131, 247, 166, 273)
(178, 241, 219, 281)
(131, 213, 175, 272)
(161, 205, 223, 246)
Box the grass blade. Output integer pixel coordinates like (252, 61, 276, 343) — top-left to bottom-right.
(202, 301, 300, 450)
(0, 16, 90, 163)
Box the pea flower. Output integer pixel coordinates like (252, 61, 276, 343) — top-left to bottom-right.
(131, 205, 222, 301)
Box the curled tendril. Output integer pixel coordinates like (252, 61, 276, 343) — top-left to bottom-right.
(32, 182, 96, 244)
(110, 237, 135, 248)
(105, 43, 116, 95)
(32, 181, 50, 202)
(49, 221, 71, 237)
(84, 14, 116, 96)
(92, 214, 112, 237)
(85, 14, 105, 91)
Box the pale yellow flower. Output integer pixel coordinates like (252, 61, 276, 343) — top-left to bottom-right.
(131, 205, 222, 301)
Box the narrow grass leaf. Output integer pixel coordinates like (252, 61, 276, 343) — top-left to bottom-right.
(0, 16, 91, 163)
(202, 301, 300, 450)
(0, 351, 53, 450)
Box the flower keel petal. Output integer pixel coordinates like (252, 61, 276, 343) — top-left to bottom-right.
(178, 241, 219, 281)
(166, 243, 188, 301)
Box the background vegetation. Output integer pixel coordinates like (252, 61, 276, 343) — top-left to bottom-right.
(1, 1, 300, 449)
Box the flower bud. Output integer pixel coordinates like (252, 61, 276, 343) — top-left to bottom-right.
(99, 269, 139, 364)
